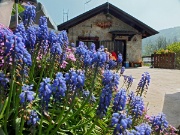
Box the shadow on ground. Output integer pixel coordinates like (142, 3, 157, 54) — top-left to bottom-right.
(162, 92, 180, 127)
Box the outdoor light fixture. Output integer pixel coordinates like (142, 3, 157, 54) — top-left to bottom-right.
(106, 13, 112, 20)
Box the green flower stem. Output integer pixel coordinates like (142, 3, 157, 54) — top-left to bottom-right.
(29, 45, 40, 83)
(67, 116, 96, 130)
(49, 55, 56, 79)
(84, 117, 97, 135)
(116, 63, 121, 73)
(64, 65, 98, 120)
(50, 65, 99, 135)
(35, 57, 46, 97)
(49, 91, 78, 135)
(45, 106, 64, 134)
(3, 60, 16, 134)
(19, 111, 25, 135)
(38, 112, 43, 135)
(132, 117, 137, 127)
(45, 89, 70, 134)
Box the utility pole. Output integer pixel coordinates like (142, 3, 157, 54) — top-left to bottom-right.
(63, 9, 69, 22)
(84, 0, 91, 12)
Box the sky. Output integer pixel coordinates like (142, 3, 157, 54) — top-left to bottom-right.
(37, 0, 180, 31)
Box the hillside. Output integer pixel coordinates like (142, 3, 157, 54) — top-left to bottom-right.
(142, 26, 180, 55)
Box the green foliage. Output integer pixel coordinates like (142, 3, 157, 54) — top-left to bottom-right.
(166, 42, 180, 52)
(166, 42, 180, 69)
(11, 4, 25, 16)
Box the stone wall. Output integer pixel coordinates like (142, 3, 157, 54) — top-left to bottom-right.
(68, 13, 142, 62)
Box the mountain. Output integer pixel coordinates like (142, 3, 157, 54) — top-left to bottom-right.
(142, 26, 180, 45)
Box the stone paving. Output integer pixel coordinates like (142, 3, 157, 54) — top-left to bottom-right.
(120, 67, 180, 127)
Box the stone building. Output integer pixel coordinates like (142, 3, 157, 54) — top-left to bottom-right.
(58, 2, 158, 64)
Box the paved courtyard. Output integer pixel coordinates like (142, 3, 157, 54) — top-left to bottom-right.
(121, 67, 180, 127)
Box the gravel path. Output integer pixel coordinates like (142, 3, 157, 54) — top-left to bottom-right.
(120, 67, 180, 127)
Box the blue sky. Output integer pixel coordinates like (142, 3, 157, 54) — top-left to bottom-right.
(37, 0, 180, 31)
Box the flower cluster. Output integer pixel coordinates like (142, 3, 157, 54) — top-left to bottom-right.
(52, 72, 67, 101)
(107, 59, 117, 69)
(27, 110, 39, 125)
(102, 70, 119, 89)
(48, 31, 58, 45)
(113, 88, 127, 112)
(15, 37, 32, 66)
(37, 16, 48, 42)
(149, 113, 168, 132)
(117, 53, 123, 64)
(23, 2, 36, 26)
(38, 78, 52, 109)
(14, 23, 27, 43)
(97, 85, 112, 118)
(82, 90, 96, 103)
(65, 69, 85, 91)
(120, 66, 125, 75)
(0, 71, 9, 88)
(111, 112, 132, 134)
(130, 96, 144, 117)
(138, 72, 150, 90)
(26, 26, 37, 50)
(19, 84, 35, 104)
(50, 42, 62, 55)
(126, 75, 133, 88)
(127, 123, 152, 135)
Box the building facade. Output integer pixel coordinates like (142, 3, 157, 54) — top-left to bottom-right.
(58, 2, 158, 63)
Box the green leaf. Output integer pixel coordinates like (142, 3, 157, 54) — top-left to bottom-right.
(0, 97, 8, 119)
(15, 118, 21, 134)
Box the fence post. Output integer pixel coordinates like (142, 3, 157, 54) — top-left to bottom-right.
(151, 54, 154, 68)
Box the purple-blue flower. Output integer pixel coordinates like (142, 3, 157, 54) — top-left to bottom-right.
(48, 31, 58, 45)
(23, 2, 36, 26)
(51, 43, 62, 55)
(135, 123, 152, 135)
(27, 110, 39, 125)
(82, 90, 96, 103)
(117, 53, 123, 64)
(92, 51, 106, 67)
(127, 75, 133, 87)
(19, 84, 35, 104)
(130, 96, 144, 117)
(138, 72, 150, 89)
(89, 43, 96, 52)
(111, 112, 132, 134)
(102, 70, 119, 89)
(149, 113, 168, 132)
(14, 23, 27, 43)
(97, 85, 112, 118)
(128, 91, 135, 101)
(37, 16, 48, 41)
(108, 59, 117, 69)
(65, 69, 85, 90)
(26, 26, 37, 50)
(76, 41, 88, 56)
(0, 72, 9, 88)
(39, 77, 52, 109)
(52, 72, 67, 101)
(15, 37, 32, 66)
(113, 88, 127, 112)
(57, 30, 69, 46)
(83, 51, 93, 67)
(120, 66, 125, 75)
